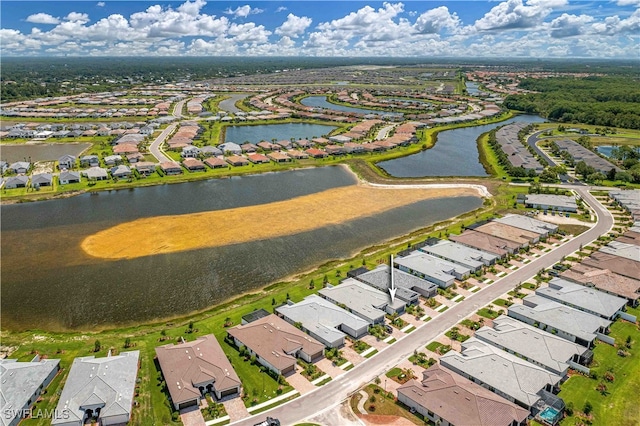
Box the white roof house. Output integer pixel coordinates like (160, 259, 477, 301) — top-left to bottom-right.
(494, 214, 558, 237)
(598, 241, 640, 262)
(52, 351, 140, 425)
(536, 278, 628, 320)
(474, 315, 591, 376)
(508, 295, 612, 348)
(394, 251, 469, 286)
(276, 294, 369, 348)
(319, 278, 405, 324)
(421, 240, 499, 270)
(439, 338, 563, 409)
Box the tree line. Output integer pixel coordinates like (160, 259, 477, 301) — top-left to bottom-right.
(503, 76, 640, 129)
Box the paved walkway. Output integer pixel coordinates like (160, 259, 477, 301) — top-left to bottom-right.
(356, 390, 368, 414)
(316, 357, 346, 378)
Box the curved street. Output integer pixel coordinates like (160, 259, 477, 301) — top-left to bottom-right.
(232, 186, 613, 426)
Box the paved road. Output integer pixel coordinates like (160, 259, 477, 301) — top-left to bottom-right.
(219, 94, 250, 114)
(527, 130, 557, 166)
(232, 186, 613, 426)
(173, 97, 187, 119)
(376, 124, 397, 141)
(148, 123, 176, 163)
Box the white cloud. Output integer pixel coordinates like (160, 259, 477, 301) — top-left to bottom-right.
(548, 13, 593, 38)
(276, 6, 288, 13)
(97, 2, 106, 7)
(474, 0, 567, 31)
(26, 13, 60, 25)
(616, 0, 640, 5)
(224, 5, 264, 19)
(414, 6, 461, 34)
(592, 9, 640, 35)
(275, 14, 312, 38)
(65, 12, 90, 24)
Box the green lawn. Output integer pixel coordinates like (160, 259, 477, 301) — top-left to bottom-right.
(493, 298, 513, 307)
(477, 308, 501, 319)
(558, 315, 640, 426)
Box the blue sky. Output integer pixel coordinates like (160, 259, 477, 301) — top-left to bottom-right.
(1, 1, 638, 57)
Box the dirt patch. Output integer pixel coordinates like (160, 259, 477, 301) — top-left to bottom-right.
(81, 184, 480, 260)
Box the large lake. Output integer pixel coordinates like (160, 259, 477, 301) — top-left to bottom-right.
(1, 166, 481, 331)
(1, 143, 91, 163)
(301, 95, 403, 116)
(224, 123, 337, 144)
(377, 115, 546, 177)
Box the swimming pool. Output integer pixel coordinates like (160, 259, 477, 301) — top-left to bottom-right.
(539, 407, 560, 424)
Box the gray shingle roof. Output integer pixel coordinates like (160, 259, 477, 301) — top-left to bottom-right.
(52, 351, 139, 424)
(508, 295, 611, 344)
(599, 241, 640, 262)
(494, 214, 558, 235)
(319, 278, 405, 323)
(475, 315, 588, 375)
(276, 294, 369, 345)
(439, 338, 562, 408)
(394, 251, 468, 282)
(537, 278, 627, 319)
(1, 358, 60, 426)
(422, 240, 498, 268)
(355, 264, 436, 299)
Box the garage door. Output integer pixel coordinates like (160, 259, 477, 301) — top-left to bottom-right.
(178, 399, 198, 410)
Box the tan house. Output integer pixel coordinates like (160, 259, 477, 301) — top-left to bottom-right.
(156, 335, 241, 410)
(227, 314, 324, 376)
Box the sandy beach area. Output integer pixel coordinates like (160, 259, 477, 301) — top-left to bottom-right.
(81, 183, 486, 260)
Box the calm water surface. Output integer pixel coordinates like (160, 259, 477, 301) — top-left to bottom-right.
(378, 115, 546, 177)
(224, 123, 337, 144)
(1, 166, 481, 330)
(301, 96, 403, 116)
(1, 143, 91, 163)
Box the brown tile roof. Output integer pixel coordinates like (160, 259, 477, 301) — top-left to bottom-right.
(617, 231, 640, 246)
(582, 252, 640, 280)
(473, 222, 538, 246)
(225, 155, 249, 166)
(305, 148, 328, 157)
(397, 364, 529, 426)
(561, 264, 640, 302)
(450, 230, 520, 257)
(205, 157, 227, 168)
(267, 152, 291, 161)
(182, 158, 205, 169)
(113, 144, 139, 154)
(227, 314, 324, 372)
(160, 161, 182, 171)
(156, 335, 241, 405)
(247, 153, 270, 163)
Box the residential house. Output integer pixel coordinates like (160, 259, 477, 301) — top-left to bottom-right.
(450, 229, 521, 257)
(494, 214, 558, 238)
(353, 264, 437, 302)
(420, 240, 498, 272)
(205, 157, 228, 169)
(82, 167, 109, 181)
(201, 146, 223, 157)
(58, 154, 76, 170)
(133, 162, 157, 176)
(126, 152, 144, 163)
(4, 175, 29, 189)
(103, 155, 122, 166)
(475, 315, 592, 377)
(218, 142, 242, 155)
(276, 294, 369, 348)
(181, 145, 201, 158)
(9, 161, 30, 174)
(59, 171, 81, 185)
(561, 264, 640, 307)
(182, 158, 206, 172)
(51, 351, 139, 426)
(79, 155, 100, 168)
(225, 155, 249, 167)
(0, 356, 60, 426)
(110, 165, 132, 179)
(581, 252, 640, 280)
(535, 278, 627, 320)
(397, 364, 529, 426)
(227, 314, 324, 376)
(471, 221, 539, 247)
(319, 278, 405, 325)
(508, 295, 612, 348)
(267, 152, 291, 163)
(599, 241, 640, 262)
(241, 143, 257, 153)
(305, 148, 328, 158)
(440, 338, 564, 412)
(160, 161, 183, 175)
(247, 153, 270, 164)
(156, 335, 241, 409)
(525, 194, 578, 213)
(30, 173, 53, 188)
(113, 144, 139, 155)
(394, 251, 469, 286)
